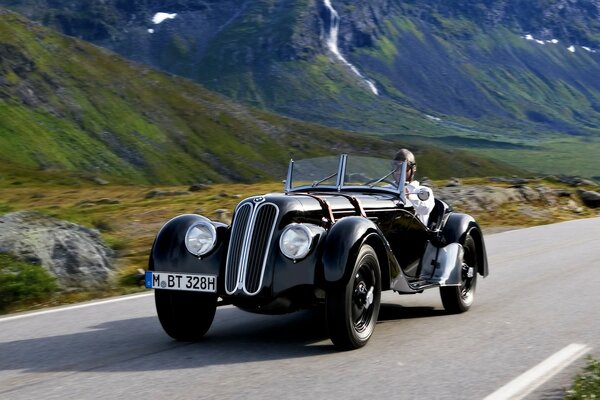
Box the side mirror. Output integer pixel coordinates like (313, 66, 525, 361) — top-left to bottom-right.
(417, 188, 430, 201)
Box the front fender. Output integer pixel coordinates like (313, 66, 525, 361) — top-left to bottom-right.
(149, 214, 228, 277)
(321, 216, 381, 286)
(442, 213, 489, 277)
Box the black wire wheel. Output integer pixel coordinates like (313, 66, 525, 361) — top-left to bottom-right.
(440, 233, 478, 313)
(327, 244, 382, 350)
(155, 290, 217, 341)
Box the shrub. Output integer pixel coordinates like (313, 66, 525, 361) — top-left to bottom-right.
(92, 219, 115, 232)
(565, 356, 600, 399)
(0, 254, 58, 312)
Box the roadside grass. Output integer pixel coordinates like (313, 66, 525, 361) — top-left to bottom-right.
(0, 178, 282, 313)
(0, 254, 58, 313)
(0, 175, 597, 314)
(467, 139, 600, 181)
(564, 356, 600, 399)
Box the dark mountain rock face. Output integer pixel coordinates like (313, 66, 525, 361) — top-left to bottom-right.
(395, 0, 600, 46)
(8, 0, 598, 44)
(2, 1, 600, 164)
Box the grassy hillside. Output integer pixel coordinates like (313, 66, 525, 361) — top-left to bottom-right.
(2, 2, 600, 179)
(0, 10, 360, 184)
(0, 10, 526, 185)
(0, 10, 322, 184)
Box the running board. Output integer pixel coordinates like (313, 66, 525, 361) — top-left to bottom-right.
(408, 281, 440, 291)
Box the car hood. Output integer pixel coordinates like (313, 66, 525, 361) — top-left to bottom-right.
(236, 192, 403, 215)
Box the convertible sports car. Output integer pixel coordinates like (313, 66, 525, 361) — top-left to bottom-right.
(146, 154, 488, 349)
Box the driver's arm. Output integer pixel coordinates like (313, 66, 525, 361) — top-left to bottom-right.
(406, 184, 435, 222)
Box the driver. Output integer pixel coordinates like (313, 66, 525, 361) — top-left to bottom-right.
(392, 149, 435, 226)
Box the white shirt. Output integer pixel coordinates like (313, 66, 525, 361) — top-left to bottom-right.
(405, 180, 435, 226)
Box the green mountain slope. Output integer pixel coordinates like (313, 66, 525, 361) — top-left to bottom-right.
(0, 10, 523, 184)
(2, 0, 599, 178)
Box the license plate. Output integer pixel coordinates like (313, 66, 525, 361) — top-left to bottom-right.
(145, 271, 217, 293)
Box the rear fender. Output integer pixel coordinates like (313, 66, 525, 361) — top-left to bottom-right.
(442, 213, 489, 277)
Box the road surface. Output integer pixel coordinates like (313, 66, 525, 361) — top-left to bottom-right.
(1, 217, 599, 399)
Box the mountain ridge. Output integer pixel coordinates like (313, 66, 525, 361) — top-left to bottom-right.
(5, 1, 600, 130)
(0, 9, 525, 184)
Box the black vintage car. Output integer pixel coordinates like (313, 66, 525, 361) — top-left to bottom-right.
(146, 154, 488, 349)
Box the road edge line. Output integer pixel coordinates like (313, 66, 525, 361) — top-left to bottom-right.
(0, 292, 153, 323)
(483, 343, 591, 400)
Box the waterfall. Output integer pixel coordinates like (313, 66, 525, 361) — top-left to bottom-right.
(323, 0, 378, 95)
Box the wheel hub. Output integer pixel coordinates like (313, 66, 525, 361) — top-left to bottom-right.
(462, 263, 474, 279)
(354, 282, 374, 309)
(365, 287, 374, 308)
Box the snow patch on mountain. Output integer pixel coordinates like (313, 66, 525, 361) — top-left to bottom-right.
(523, 34, 597, 54)
(152, 12, 177, 25)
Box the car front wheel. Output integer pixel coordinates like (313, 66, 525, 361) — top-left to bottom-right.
(327, 244, 381, 350)
(440, 233, 478, 313)
(155, 290, 217, 341)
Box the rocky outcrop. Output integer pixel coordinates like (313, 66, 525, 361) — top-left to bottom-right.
(550, 176, 599, 187)
(434, 182, 567, 212)
(0, 211, 115, 289)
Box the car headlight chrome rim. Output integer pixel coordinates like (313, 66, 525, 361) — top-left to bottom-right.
(185, 220, 217, 256)
(279, 223, 314, 261)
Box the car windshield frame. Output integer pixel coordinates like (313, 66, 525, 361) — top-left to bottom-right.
(285, 154, 407, 203)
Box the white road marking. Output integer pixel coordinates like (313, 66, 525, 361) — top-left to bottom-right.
(483, 343, 591, 400)
(0, 292, 153, 323)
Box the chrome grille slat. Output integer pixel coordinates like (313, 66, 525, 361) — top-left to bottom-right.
(245, 204, 277, 294)
(225, 203, 252, 294)
(225, 201, 279, 296)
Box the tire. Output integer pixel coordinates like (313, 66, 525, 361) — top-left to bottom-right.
(327, 244, 381, 350)
(155, 289, 217, 341)
(440, 233, 478, 313)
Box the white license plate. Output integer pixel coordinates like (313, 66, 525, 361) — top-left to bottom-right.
(145, 271, 217, 293)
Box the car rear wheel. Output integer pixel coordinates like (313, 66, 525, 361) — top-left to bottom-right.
(440, 233, 478, 313)
(327, 244, 381, 350)
(155, 290, 217, 341)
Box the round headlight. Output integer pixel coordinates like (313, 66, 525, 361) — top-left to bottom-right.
(279, 224, 313, 260)
(185, 221, 217, 256)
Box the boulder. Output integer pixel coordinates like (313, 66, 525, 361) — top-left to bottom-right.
(553, 189, 572, 198)
(75, 198, 120, 207)
(214, 209, 231, 224)
(553, 176, 599, 187)
(188, 183, 210, 192)
(0, 211, 115, 289)
(145, 190, 191, 199)
(565, 199, 584, 214)
(577, 190, 600, 208)
(92, 177, 110, 185)
(445, 178, 461, 187)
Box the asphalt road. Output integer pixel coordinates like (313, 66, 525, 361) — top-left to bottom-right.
(1, 217, 599, 400)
